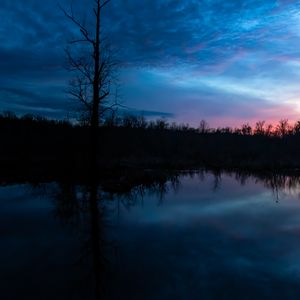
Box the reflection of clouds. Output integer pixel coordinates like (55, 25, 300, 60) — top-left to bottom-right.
(118, 172, 300, 246)
(110, 171, 300, 299)
(4, 171, 300, 298)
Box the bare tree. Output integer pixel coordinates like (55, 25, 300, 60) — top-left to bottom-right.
(198, 119, 210, 134)
(60, 0, 115, 129)
(60, 0, 117, 172)
(241, 123, 252, 135)
(294, 120, 300, 134)
(254, 120, 265, 135)
(264, 124, 273, 136)
(276, 119, 291, 137)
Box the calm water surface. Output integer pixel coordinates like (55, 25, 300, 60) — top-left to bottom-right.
(2, 172, 300, 299)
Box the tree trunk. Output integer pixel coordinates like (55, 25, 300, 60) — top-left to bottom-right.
(90, 0, 101, 172)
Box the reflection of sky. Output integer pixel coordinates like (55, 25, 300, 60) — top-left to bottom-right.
(2, 1, 300, 126)
(112, 173, 300, 299)
(2, 173, 300, 299)
(0, 184, 82, 300)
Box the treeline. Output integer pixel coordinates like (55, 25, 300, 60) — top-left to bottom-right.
(1, 111, 300, 181)
(0, 111, 72, 128)
(103, 114, 300, 137)
(2, 111, 300, 137)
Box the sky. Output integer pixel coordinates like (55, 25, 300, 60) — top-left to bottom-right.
(1, 0, 300, 127)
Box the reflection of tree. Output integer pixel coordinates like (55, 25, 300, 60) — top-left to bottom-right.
(52, 183, 83, 231)
(234, 171, 300, 202)
(194, 169, 300, 201)
(89, 182, 105, 299)
(260, 173, 300, 201)
(50, 181, 109, 299)
(27, 169, 300, 299)
(102, 172, 180, 209)
(46, 171, 177, 299)
(212, 170, 222, 191)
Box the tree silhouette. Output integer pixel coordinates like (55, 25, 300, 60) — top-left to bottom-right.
(60, 0, 116, 171)
(60, 0, 115, 128)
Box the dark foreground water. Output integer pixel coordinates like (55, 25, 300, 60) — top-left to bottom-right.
(2, 171, 300, 299)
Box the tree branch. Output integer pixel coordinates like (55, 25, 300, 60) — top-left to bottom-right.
(58, 3, 94, 44)
(100, 0, 112, 9)
(99, 91, 109, 101)
(69, 90, 91, 110)
(66, 49, 93, 83)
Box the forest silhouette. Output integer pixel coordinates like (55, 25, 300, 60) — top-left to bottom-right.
(2, 111, 300, 183)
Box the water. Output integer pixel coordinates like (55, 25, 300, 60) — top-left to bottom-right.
(2, 171, 300, 299)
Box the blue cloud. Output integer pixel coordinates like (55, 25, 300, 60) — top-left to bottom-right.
(1, 0, 300, 125)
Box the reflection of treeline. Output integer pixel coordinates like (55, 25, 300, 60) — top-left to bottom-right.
(224, 170, 300, 193)
(2, 111, 300, 178)
(200, 169, 300, 202)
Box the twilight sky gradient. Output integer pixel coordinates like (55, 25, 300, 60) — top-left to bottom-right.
(1, 0, 300, 127)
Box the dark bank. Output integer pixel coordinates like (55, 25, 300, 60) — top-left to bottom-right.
(1, 113, 300, 183)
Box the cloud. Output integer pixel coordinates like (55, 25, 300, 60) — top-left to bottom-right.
(1, 0, 300, 125)
(121, 108, 175, 118)
(120, 66, 300, 127)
